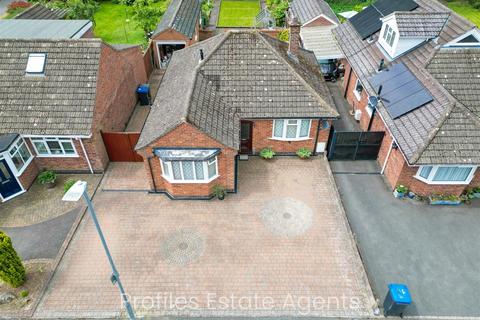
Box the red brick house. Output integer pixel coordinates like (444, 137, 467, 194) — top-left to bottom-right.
(333, 0, 480, 196)
(136, 30, 338, 199)
(0, 38, 147, 202)
(150, 0, 201, 68)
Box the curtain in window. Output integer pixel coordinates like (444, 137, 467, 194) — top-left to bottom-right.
(433, 167, 472, 182)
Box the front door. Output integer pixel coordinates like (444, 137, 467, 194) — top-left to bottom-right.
(240, 121, 253, 154)
(0, 159, 22, 200)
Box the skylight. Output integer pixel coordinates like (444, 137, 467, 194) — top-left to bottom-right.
(26, 53, 46, 74)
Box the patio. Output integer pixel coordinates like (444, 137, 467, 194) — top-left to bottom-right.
(35, 157, 376, 318)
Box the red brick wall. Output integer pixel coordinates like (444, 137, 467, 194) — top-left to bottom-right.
(138, 123, 237, 198)
(151, 28, 198, 68)
(80, 27, 94, 38)
(17, 159, 38, 190)
(143, 44, 154, 78)
(250, 119, 329, 154)
(342, 62, 372, 131)
(303, 15, 335, 28)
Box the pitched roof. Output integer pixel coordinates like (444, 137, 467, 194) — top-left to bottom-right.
(333, 0, 477, 165)
(154, 0, 200, 39)
(0, 134, 19, 153)
(0, 39, 102, 136)
(0, 19, 91, 39)
(393, 11, 450, 38)
(14, 3, 68, 20)
(290, 0, 339, 25)
(300, 25, 343, 59)
(137, 31, 338, 150)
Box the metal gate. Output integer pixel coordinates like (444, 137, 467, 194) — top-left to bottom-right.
(327, 130, 385, 160)
(101, 132, 143, 162)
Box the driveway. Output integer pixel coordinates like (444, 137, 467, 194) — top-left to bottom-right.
(333, 162, 480, 317)
(36, 157, 375, 318)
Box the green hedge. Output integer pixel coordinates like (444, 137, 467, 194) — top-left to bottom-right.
(0, 231, 25, 288)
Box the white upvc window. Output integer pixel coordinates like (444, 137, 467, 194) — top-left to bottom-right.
(353, 79, 364, 101)
(160, 157, 218, 183)
(30, 137, 77, 157)
(415, 165, 477, 185)
(383, 24, 396, 47)
(272, 119, 311, 140)
(26, 53, 46, 75)
(8, 138, 33, 175)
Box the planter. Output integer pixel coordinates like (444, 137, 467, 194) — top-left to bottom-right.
(393, 190, 405, 199)
(45, 180, 57, 189)
(429, 197, 462, 205)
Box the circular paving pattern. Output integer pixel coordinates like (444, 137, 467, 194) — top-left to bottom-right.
(160, 229, 205, 266)
(260, 197, 314, 237)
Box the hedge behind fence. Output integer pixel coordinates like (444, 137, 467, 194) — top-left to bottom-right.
(0, 230, 25, 288)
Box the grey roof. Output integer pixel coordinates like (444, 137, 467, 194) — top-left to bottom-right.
(0, 20, 91, 39)
(394, 11, 450, 38)
(137, 31, 338, 150)
(290, 0, 339, 25)
(0, 134, 19, 153)
(14, 3, 68, 20)
(153, 0, 200, 39)
(0, 39, 102, 136)
(333, 0, 477, 165)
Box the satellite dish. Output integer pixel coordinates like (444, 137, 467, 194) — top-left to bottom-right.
(368, 95, 379, 108)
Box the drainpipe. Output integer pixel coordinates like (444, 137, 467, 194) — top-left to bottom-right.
(147, 156, 157, 192)
(313, 119, 321, 156)
(79, 138, 94, 174)
(381, 139, 394, 175)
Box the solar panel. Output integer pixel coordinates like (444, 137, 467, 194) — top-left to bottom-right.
(349, 0, 418, 40)
(369, 62, 433, 119)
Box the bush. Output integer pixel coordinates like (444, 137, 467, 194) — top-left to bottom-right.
(7, 1, 31, 10)
(0, 231, 26, 288)
(37, 170, 56, 185)
(395, 184, 408, 194)
(211, 184, 226, 199)
(296, 147, 312, 159)
(201, 0, 214, 26)
(20, 290, 29, 298)
(473, 186, 480, 193)
(259, 148, 275, 159)
(277, 29, 289, 42)
(64, 0, 99, 20)
(64, 179, 77, 194)
(266, 0, 289, 26)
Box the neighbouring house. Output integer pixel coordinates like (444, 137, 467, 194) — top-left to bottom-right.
(14, 3, 68, 19)
(0, 19, 93, 39)
(0, 34, 148, 202)
(290, 0, 343, 66)
(136, 28, 338, 199)
(333, 0, 480, 196)
(150, 0, 201, 68)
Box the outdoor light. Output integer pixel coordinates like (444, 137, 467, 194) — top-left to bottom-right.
(61, 180, 136, 320)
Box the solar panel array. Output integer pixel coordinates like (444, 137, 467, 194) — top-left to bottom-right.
(369, 62, 433, 119)
(349, 0, 418, 39)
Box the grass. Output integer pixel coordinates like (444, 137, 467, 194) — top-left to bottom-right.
(324, 0, 373, 14)
(445, 0, 480, 26)
(93, 0, 170, 45)
(217, 0, 261, 27)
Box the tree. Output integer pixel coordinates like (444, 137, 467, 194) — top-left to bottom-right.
(132, 0, 163, 37)
(266, 0, 289, 26)
(65, 0, 99, 21)
(0, 231, 25, 288)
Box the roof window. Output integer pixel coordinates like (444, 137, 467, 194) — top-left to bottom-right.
(26, 53, 46, 75)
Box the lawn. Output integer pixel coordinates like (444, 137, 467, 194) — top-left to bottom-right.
(217, 0, 260, 27)
(446, 0, 480, 26)
(325, 0, 373, 14)
(93, 0, 170, 45)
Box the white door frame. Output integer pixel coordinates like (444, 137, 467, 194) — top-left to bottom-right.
(0, 154, 26, 202)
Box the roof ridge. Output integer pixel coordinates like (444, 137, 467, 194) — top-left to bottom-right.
(170, 0, 184, 27)
(258, 32, 338, 117)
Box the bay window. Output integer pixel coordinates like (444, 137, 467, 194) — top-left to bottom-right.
(272, 119, 311, 140)
(415, 165, 476, 184)
(8, 138, 33, 174)
(31, 137, 77, 157)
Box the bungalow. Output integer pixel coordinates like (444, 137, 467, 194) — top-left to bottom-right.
(150, 0, 201, 68)
(136, 28, 338, 199)
(333, 0, 480, 196)
(0, 34, 147, 202)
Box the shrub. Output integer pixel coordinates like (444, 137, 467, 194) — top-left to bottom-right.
(472, 186, 480, 193)
(201, 0, 214, 26)
(395, 184, 408, 194)
(266, 0, 289, 26)
(296, 147, 312, 159)
(37, 170, 56, 185)
(0, 231, 26, 288)
(132, 0, 163, 36)
(64, 0, 99, 20)
(259, 148, 275, 159)
(20, 290, 29, 298)
(277, 29, 289, 42)
(64, 179, 77, 194)
(211, 184, 226, 199)
(7, 1, 31, 10)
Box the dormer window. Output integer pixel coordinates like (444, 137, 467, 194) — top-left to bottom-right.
(26, 53, 46, 75)
(382, 24, 396, 47)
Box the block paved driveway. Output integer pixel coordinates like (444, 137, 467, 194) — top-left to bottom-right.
(35, 158, 375, 318)
(333, 161, 480, 317)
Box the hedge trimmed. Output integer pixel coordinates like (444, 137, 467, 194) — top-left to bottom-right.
(0, 231, 25, 288)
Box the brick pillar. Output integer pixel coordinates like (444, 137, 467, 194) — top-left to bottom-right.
(287, 13, 301, 56)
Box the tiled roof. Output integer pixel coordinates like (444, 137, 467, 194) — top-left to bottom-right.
(290, 0, 339, 25)
(333, 0, 477, 165)
(137, 31, 338, 150)
(14, 3, 68, 20)
(154, 0, 200, 39)
(394, 11, 450, 38)
(0, 39, 102, 136)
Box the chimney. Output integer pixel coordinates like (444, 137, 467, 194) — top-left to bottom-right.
(287, 11, 301, 57)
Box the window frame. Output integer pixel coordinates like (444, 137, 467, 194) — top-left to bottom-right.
(271, 119, 312, 141)
(6, 137, 33, 176)
(26, 53, 47, 75)
(353, 79, 364, 101)
(160, 156, 219, 184)
(414, 165, 477, 185)
(30, 137, 78, 158)
(383, 24, 396, 47)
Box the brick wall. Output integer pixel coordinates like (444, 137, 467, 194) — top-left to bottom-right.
(138, 122, 237, 198)
(303, 15, 335, 28)
(17, 159, 38, 190)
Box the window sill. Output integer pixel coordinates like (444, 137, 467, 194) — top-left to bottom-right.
(413, 175, 471, 185)
(353, 90, 362, 101)
(162, 174, 220, 184)
(269, 137, 312, 142)
(35, 154, 79, 158)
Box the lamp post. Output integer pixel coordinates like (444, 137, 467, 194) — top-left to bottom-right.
(62, 181, 136, 320)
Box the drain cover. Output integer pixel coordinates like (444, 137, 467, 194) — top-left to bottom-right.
(160, 230, 205, 266)
(260, 198, 313, 237)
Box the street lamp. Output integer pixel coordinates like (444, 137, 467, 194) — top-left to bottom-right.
(63, 181, 136, 320)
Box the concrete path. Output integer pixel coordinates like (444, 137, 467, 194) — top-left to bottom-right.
(2, 207, 82, 260)
(328, 82, 360, 132)
(208, 0, 221, 28)
(334, 167, 480, 317)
